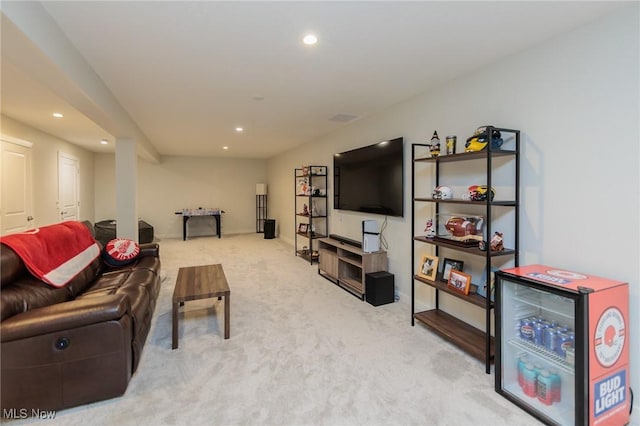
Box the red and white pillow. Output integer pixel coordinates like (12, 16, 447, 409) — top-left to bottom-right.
(102, 238, 140, 267)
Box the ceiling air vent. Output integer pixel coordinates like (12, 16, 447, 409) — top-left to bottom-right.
(329, 114, 358, 123)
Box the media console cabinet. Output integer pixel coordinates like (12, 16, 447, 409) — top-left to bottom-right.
(317, 237, 387, 299)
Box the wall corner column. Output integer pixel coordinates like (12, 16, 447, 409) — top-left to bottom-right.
(115, 138, 138, 241)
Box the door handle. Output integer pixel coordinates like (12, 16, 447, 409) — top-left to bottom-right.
(27, 216, 34, 221)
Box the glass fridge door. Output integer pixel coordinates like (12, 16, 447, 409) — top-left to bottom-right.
(500, 279, 576, 425)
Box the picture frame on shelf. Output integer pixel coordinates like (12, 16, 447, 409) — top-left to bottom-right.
(298, 223, 308, 234)
(447, 269, 472, 295)
(417, 254, 439, 281)
(441, 258, 464, 283)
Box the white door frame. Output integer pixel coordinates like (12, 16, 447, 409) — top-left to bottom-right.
(1, 135, 34, 234)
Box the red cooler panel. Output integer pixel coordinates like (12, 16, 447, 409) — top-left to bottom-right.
(589, 284, 629, 426)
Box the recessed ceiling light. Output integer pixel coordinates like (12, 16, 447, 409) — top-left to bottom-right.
(100, 139, 109, 145)
(52, 112, 63, 118)
(235, 127, 244, 132)
(303, 34, 317, 45)
(223, 146, 229, 150)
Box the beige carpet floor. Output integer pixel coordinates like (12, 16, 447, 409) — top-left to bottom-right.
(7, 234, 540, 426)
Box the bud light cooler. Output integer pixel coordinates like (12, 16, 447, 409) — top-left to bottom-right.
(495, 265, 629, 426)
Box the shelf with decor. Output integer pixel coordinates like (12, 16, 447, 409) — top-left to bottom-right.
(294, 166, 328, 264)
(411, 126, 520, 374)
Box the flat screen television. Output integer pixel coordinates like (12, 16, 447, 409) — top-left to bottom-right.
(333, 137, 404, 217)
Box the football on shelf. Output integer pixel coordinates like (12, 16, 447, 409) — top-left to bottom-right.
(445, 217, 478, 237)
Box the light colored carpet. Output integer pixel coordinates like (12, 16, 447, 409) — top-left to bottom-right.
(8, 234, 540, 426)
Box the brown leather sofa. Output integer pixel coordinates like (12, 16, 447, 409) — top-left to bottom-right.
(1, 221, 161, 412)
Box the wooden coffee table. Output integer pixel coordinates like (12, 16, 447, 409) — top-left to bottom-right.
(172, 264, 230, 349)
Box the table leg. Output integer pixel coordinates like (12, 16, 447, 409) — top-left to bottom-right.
(224, 293, 230, 339)
(183, 217, 188, 241)
(172, 301, 179, 349)
(215, 214, 221, 238)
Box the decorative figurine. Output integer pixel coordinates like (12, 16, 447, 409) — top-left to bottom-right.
(490, 232, 504, 251)
(424, 218, 436, 238)
(298, 177, 308, 195)
(302, 204, 309, 215)
(430, 131, 441, 157)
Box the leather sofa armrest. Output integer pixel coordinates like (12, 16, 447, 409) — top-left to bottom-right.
(0, 294, 130, 343)
(138, 242, 159, 258)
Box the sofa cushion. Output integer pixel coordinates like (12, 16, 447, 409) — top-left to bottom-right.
(78, 269, 157, 331)
(1, 277, 73, 321)
(1, 245, 25, 288)
(65, 255, 103, 297)
(101, 239, 140, 267)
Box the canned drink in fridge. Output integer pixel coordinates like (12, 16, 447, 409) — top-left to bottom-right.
(536, 369, 554, 405)
(549, 369, 562, 402)
(556, 332, 570, 357)
(520, 318, 534, 341)
(565, 347, 576, 366)
(533, 364, 544, 377)
(544, 327, 557, 352)
(517, 355, 529, 389)
(560, 332, 574, 357)
(533, 322, 544, 346)
(522, 363, 537, 397)
(567, 331, 575, 346)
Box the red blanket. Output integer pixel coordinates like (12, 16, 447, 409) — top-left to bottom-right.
(0, 221, 100, 288)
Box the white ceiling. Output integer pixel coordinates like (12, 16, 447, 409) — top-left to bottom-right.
(0, 1, 625, 159)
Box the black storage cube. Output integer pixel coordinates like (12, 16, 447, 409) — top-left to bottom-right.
(94, 220, 116, 246)
(365, 271, 395, 306)
(138, 220, 154, 244)
(264, 219, 276, 239)
(94, 220, 154, 246)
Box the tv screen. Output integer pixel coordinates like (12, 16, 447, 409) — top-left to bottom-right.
(333, 137, 404, 217)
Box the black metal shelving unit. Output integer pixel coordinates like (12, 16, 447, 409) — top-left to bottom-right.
(411, 126, 520, 374)
(256, 194, 267, 233)
(294, 166, 328, 264)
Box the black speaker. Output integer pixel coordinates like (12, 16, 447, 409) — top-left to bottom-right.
(365, 271, 394, 306)
(264, 219, 276, 239)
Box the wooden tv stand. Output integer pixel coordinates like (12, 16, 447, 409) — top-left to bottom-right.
(317, 237, 387, 299)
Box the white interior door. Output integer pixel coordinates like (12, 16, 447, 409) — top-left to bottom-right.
(58, 152, 79, 221)
(1, 138, 34, 235)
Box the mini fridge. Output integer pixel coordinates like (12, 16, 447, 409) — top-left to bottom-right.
(495, 265, 630, 426)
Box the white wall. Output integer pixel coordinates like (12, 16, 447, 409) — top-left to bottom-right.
(267, 4, 639, 416)
(94, 154, 267, 238)
(1, 115, 95, 226)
